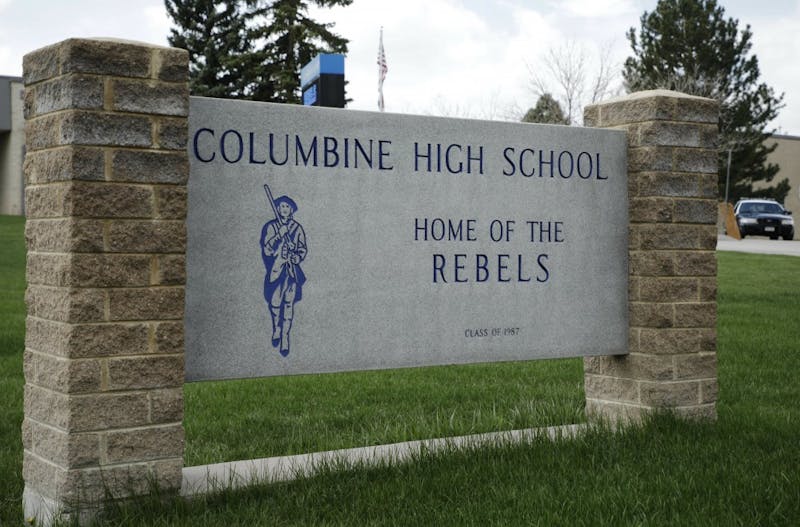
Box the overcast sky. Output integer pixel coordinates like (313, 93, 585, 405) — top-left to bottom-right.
(1, 0, 798, 134)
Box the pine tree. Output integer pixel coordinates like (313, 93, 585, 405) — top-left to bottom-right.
(245, 0, 352, 103)
(521, 94, 569, 125)
(166, 0, 352, 103)
(166, 0, 251, 98)
(623, 0, 786, 203)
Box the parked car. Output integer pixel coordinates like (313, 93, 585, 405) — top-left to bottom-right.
(734, 198, 794, 240)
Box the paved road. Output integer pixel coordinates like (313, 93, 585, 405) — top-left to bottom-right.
(717, 234, 800, 257)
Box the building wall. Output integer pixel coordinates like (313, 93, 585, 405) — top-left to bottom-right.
(767, 135, 800, 214)
(0, 77, 25, 215)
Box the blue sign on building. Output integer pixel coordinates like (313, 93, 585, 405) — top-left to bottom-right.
(300, 54, 345, 108)
(302, 84, 317, 106)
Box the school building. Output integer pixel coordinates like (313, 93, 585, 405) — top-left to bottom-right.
(0, 75, 24, 215)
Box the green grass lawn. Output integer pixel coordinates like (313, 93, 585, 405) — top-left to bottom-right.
(0, 215, 25, 521)
(2, 215, 799, 525)
(185, 356, 585, 466)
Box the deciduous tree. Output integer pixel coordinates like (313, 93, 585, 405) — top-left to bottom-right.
(527, 41, 618, 126)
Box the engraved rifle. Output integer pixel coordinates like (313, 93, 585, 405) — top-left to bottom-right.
(263, 184, 296, 278)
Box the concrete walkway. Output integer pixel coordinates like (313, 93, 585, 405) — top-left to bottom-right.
(717, 234, 800, 257)
(181, 424, 586, 497)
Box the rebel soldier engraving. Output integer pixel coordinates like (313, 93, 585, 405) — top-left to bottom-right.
(261, 184, 307, 356)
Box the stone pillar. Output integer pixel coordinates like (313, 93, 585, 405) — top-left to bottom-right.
(22, 38, 188, 523)
(583, 90, 719, 422)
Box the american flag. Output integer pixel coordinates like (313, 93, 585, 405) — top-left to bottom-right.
(377, 27, 388, 111)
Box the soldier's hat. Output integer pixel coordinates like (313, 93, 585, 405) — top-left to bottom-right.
(274, 195, 298, 213)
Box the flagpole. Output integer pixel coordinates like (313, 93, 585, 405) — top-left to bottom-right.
(377, 26, 387, 112)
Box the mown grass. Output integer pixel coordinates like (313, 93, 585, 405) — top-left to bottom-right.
(0, 215, 25, 523)
(2, 215, 799, 525)
(184, 357, 585, 466)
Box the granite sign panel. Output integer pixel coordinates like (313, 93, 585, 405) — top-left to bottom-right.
(186, 98, 628, 381)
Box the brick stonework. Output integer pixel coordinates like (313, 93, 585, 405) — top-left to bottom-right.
(22, 38, 188, 523)
(583, 90, 719, 422)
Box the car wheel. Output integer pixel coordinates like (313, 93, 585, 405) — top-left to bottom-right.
(783, 233, 794, 241)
